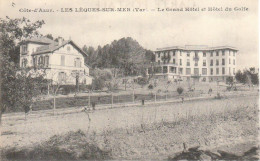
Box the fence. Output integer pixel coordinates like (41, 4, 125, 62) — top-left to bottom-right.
(31, 90, 204, 111)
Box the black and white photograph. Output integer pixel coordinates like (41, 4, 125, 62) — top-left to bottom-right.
(0, 0, 259, 160)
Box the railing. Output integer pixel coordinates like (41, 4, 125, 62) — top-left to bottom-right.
(193, 56, 200, 61)
(21, 50, 28, 55)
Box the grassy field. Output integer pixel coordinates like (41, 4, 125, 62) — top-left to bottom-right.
(10, 81, 253, 112)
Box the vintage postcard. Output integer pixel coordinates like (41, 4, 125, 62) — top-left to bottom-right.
(0, 0, 259, 160)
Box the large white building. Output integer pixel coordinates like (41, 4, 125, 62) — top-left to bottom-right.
(151, 45, 238, 82)
(19, 37, 92, 85)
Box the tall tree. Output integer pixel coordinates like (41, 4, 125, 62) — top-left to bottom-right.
(0, 17, 45, 121)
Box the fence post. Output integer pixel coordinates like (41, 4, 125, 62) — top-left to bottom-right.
(88, 93, 90, 107)
(155, 92, 157, 102)
(111, 93, 113, 108)
(132, 90, 135, 103)
(53, 96, 56, 115)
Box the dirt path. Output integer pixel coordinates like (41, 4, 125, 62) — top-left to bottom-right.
(0, 95, 258, 149)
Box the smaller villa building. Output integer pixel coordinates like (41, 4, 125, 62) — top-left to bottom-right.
(20, 37, 92, 85)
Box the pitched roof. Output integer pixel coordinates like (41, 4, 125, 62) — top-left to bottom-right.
(31, 39, 87, 57)
(23, 36, 56, 44)
(155, 45, 238, 52)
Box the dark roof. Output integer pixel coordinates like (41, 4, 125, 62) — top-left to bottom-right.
(23, 37, 56, 44)
(156, 45, 238, 52)
(31, 40, 87, 57)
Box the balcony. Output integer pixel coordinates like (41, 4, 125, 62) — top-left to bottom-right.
(191, 74, 201, 77)
(21, 50, 28, 55)
(193, 56, 200, 61)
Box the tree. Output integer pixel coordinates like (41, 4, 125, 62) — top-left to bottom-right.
(45, 34, 54, 40)
(235, 68, 259, 85)
(235, 70, 246, 83)
(177, 87, 184, 95)
(0, 17, 45, 121)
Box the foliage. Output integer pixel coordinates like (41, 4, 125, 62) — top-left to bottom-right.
(90, 68, 113, 90)
(82, 37, 153, 76)
(226, 76, 234, 85)
(235, 70, 246, 83)
(235, 68, 259, 85)
(177, 87, 184, 95)
(137, 77, 148, 86)
(0, 17, 45, 115)
(148, 84, 153, 89)
(2, 68, 46, 113)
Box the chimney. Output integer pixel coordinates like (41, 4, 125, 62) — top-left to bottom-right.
(58, 38, 63, 46)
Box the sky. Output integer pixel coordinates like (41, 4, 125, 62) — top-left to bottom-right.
(0, 0, 258, 70)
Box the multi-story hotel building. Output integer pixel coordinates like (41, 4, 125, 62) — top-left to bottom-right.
(150, 45, 238, 82)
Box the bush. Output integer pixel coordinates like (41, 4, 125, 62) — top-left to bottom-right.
(177, 87, 184, 95)
(137, 77, 148, 87)
(148, 84, 153, 89)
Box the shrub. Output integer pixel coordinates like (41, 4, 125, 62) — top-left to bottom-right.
(137, 77, 148, 86)
(177, 87, 184, 95)
(148, 84, 153, 89)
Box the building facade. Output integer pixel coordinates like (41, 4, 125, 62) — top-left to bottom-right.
(151, 45, 238, 82)
(20, 37, 92, 85)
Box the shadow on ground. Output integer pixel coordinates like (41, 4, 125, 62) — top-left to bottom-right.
(168, 146, 259, 161)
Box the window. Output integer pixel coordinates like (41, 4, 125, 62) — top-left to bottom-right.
(210, 59, 213, 66)
(233, 59, 235, 65)
(170, 67, 176, 73)
(61, 55, 65, 66)
(173, 59, 175, 64)
(222, 50, 225, 56)
(216, 51, 219, 56)
(45, 56, 49, 67)
(179, 68, 183, 74)
(229, 58, 231, 64)
(172, 51, 175, 56)
(58, 72, 66, 83)
(67, 46, 70, 51)
(233, 52, 235, 56)
(229, 67, 231, 75)
(202, 68, 207, 75)
(203, 60, 206, 66)
(194, 68, 199, 75)
(74, 58, 81, 67)
(187, 59, 190, 66)
(186, 68, 191, 75)
(179, 59, 182, 66)
(222, 67, 225, 74)
(22, 45, 27, 53)
(158, 60, 160, 64)
(210, 68, 213, 75)
(33, 57, 37, 67)
(195, 62, 198, 66)
(158, 52, 160, 58)
(21, 58, 28, 67)
(210, 52, 213, 57)
(216, 59, 219, 66)
(163, 66, 168, 73)
(38, 56, 44, 67)
(203, 52, 206, 57)
(180, 52, 182, 56)
(233, 68, 235, 75)
(229, 51, 231, 56)
(187, 52, 190, 57)
(216, 68, 219, 75)
(222, 59, 225, 65)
